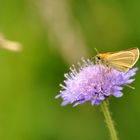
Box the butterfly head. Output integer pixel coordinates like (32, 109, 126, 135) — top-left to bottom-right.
(95, 54, 101, 63)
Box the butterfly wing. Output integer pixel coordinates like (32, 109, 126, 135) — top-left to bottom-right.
(106, 48, 139, 72)
(127, 47, 139, 64)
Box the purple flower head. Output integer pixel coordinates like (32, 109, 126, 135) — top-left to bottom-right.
(56, 58, 138, 106)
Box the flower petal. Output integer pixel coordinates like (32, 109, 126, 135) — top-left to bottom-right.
(112, 91, 123, 97)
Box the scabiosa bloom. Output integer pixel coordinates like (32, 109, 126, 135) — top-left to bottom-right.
(56, 58, 138, 106)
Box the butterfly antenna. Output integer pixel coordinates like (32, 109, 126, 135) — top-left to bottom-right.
(94, 48, 99, 54)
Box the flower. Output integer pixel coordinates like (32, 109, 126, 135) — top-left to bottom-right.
(56, 58, 138, 106)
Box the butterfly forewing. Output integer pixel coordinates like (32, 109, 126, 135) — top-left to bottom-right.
(128, 48, 139, 64)
(108, 48, 139, 71)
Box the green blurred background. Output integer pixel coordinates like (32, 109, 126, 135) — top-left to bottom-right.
(0, 0, 140, 140)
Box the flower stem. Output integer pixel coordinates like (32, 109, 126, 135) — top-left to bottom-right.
(101, 100, 119, 140)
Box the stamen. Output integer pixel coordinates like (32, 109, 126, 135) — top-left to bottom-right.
(77, 62, 83, 70)
(125, 84, 135, 89)
(87, 59, 93, 65)
(81, 57, 88, 66)
(59, 84, 67, 89)
(64, 73, 71, 79)
(70, 65, 77, 76)
(69, 73, 75, 79)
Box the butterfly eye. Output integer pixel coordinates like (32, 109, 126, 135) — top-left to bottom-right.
(97, 56, 101, 60)
(95, 56, 101, 63)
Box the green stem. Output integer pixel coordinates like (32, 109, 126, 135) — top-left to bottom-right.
(101, 100, 119, 140)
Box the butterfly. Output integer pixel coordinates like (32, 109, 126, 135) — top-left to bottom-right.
(95, 47, 139, 72)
